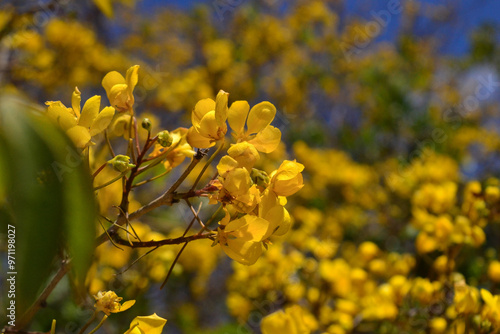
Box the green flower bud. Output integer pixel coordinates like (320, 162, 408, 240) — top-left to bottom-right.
(141, 118, 152, 131)
(251, 168, 269, 187)
(157, 131, 173, 147)
(108, 155, 136, 173)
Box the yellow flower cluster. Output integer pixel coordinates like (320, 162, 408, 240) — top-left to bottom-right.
(42, 64, 304, 324)
(222, 142, 500, 333)
(181, 90, 304, 265)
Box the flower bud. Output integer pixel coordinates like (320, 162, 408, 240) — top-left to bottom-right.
(251, 168, 269, 187)
(157, 131, 173, 147)
(141, 118, 152, 131)
(108, 155, 136, 172)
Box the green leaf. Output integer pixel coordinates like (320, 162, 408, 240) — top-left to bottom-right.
(0, 98, 64, 314)
(0, 94, 96, 314)
(29, 112, 96, 291)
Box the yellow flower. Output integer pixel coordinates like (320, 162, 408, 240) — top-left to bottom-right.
(216, 214, 269, 265)
(93, 290, 135, 316)
(187, 90, 228, 148)
(102, 65, 140, 112)
(46, 87, 115, 148)
(228, 100, 281, 153)
(454, 281, 479, 315)
(358, 241, 379, 262)
(261, 305, 312, 334)
(488, 261, 500, 282)
(124, 313, 167, 334)
(269, 160, 305, 197)
(227, 141, 260, 170)
(481, 289, 500, 327)
(429, 317, 447, 334)
(259, 189, 291, 237)
(213, 156, 261, 213)
(149, 127, 195, 171)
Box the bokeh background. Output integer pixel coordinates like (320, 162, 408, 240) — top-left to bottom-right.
(3, 0, 500, 333)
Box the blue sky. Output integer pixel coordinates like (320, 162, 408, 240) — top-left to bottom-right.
(136, 0, 500, 56)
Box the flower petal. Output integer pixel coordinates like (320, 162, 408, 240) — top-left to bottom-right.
(112, 300, 135, 313)
(481, 289, 494, 305)
(186, 126, 215, 148)
(261, 310, 296, 334)
(227, 142, 260, 170)
(223, 168, 252, 197)
(71, 87, 81, 118)
(227, 215, 269, 242)
(66, 125, 91, 148)
(90, 106, 115, 136)
(248, 125, 281, 153)
(198, 110, 219, 139)
(125, 65, 140, 93)
(222, 239, 263, 265)
(125, 313, 167, 334)
(247, 101, 276, 134)
(192, 98, 215, 128)
(215, 90, 229, 127)
(46, 103, 77, 131)
(108, 84, 129, 110)
(228, 101, 249, 137)
(270, 160, 305, 197)
(102, 71, 126, 95)
(217, 155, 239, 176)
(79, 95, 101, 128)
(273, 208, 291, 236)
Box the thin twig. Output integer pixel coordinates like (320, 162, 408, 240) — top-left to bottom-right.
(190, 141, 225, 191)
(133, 116, 141, 158)
(91, 162, 107, 180)
(114, 233, 212, 248)
(104, 130, 115, 157)
(116, 246, 159, 275)
(160, 243, 188, 289)
(185, 199, 205, 229)
(98, 218, 123, 251)
(132, 169, 171, 188)
(93, 171, 127, 191)
(160, 202, 205, 289)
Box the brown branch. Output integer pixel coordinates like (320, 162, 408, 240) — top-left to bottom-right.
(3, 330, 49, 334)
(95, 149, 207, 246)
(114, 233, 213, 248)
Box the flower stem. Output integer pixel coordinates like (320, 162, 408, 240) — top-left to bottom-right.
(87, 315, 108, 334)
(94, 171, 128, 191)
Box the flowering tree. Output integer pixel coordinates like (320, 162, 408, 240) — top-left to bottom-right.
(2, 1, 500, 334)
